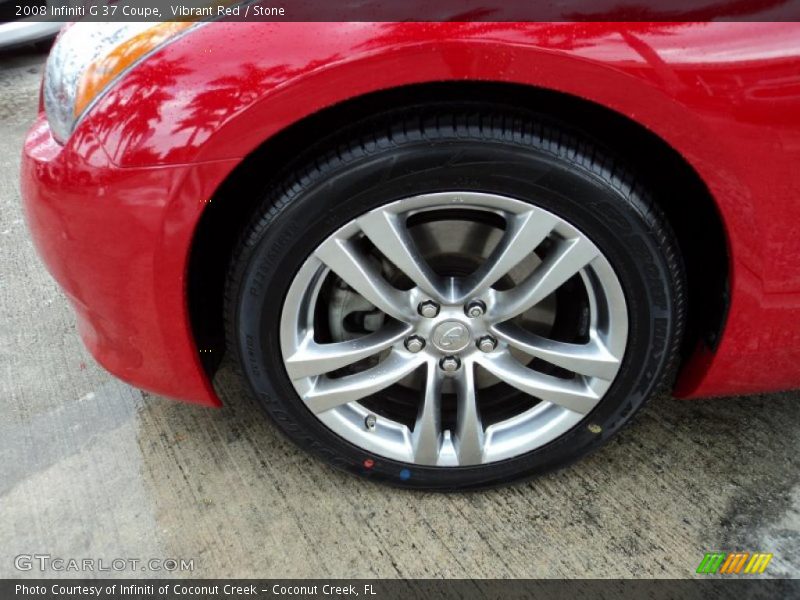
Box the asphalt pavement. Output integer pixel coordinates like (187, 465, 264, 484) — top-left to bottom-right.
(1, 48, 798, 579)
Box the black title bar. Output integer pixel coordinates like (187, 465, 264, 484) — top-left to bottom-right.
(4, 0, 800, 23)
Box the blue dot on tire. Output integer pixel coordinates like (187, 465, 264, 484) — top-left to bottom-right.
(400, 469, 411, 481)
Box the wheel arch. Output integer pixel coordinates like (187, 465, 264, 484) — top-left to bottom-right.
(187, 81, 729, 394)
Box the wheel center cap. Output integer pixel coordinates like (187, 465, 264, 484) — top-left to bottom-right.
(431, 320, 471, 353)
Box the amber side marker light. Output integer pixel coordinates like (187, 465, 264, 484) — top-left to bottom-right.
(74, 22, 194, 118)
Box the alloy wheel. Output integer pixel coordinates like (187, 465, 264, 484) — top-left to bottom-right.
(279, 191, 628, 467)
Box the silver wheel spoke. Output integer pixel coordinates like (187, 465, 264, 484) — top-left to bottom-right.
(493, 236, 599, 322)
(459, 210, 558, 300)
(315, 236, 411, 322)
(285, 322, 412, 379)
(454, 364, 484, 465)
(358, 209, 447, 302)
(475, 352, 601, 414)
(303, 352, 423, 414)
(411, 361, 443, 465)
(492, 322, 621, 380)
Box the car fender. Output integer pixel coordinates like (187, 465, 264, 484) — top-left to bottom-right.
(80, 22, 800, 398)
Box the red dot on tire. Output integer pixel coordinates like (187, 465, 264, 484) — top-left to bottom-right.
(363, 459, 375, 469)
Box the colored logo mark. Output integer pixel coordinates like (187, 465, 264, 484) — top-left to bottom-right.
(696, 552, 773, 575)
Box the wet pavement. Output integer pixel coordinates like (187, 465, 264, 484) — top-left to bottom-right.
(1, 48, 798, 579)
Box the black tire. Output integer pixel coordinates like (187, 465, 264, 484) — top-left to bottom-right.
(224, 104, 686, 491)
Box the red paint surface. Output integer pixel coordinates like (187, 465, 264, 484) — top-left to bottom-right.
(21, 22, 800, 404)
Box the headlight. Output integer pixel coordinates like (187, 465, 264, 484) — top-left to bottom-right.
(44, 22, 194, 144)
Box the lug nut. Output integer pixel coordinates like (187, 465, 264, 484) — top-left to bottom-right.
(365, 414, 377, 431)
(439, 356, 461, 373)
(477, 335, 497, 353)
(418, 300, 440, 318)
(465, 299, 486, 318)
(404, 335, 426, 353)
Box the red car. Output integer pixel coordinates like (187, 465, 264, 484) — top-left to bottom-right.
(21, 19, 800, 489)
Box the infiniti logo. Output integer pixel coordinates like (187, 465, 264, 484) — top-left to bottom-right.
(439, 325, 466, 347)
(431, 321, 470, 353)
